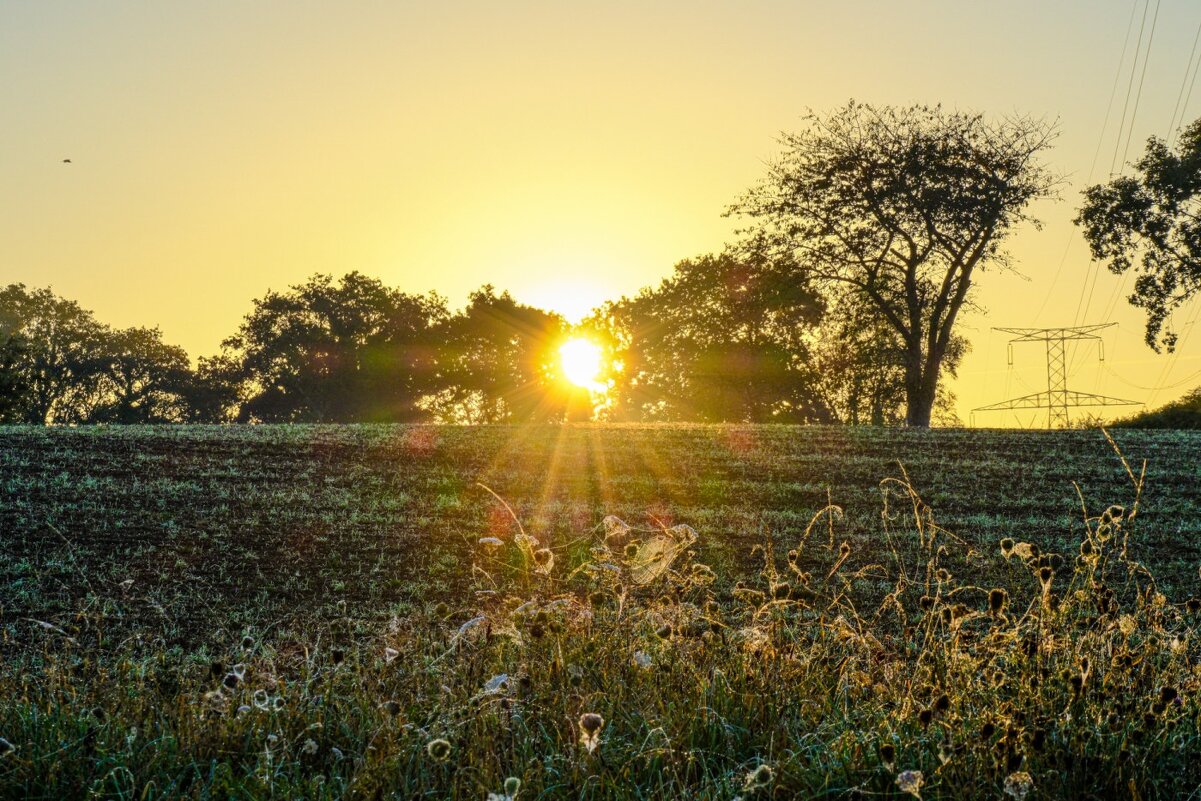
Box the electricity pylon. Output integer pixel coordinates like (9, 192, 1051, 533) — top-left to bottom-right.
(973, 324, 1140, 429)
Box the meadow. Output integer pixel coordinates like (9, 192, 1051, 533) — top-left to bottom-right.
(1, 425, 1199, 799)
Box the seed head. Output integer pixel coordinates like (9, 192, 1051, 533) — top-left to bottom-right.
(918, 708, 933, 727)
(839, 542, 852, 558)
(624, 543, 639, 559)
(771, 581, 791, 600)
(1079, 539, 1094, 557)
(933, 694, 951, 713)
(744, 763, 773, 789)
(331, 647, 345, 665)
(1000, 538, 1015, 557)
(380, 700, 402, 716)
(533, 548, 555, 572)
(578, 712, 605, 753)
(504, 777, 522, 797)
(655, 623, 673, 640)
(1004, 771, 1034, 801)
(209, 661, 224, 679)
(241, 635, 254, 650)
(988, 589, 1008, 613)
(895, 769, 923, 798)
(426, 738, 452, 762)
(919, 595, 935, 611)
(879, 742, 896, 766)
(222, 673, 240, 690)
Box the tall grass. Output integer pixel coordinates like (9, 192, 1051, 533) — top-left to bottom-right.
(0, 438, 1198, 799)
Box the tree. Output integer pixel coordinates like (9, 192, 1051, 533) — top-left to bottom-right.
(224, 272, 446, 422)
(0, 284, 109, 423)
(1076, 117, 1201, 352)
(587, 253, 828, 422)
(87, 327, 192, 423)
(0, 314, 32, 423)
(430, 286, 574, 423)
(730, 102, 1058, 427)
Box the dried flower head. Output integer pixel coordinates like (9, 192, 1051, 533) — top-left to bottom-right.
(478, 536, 504, 551)
(384, 647, 400, 663)
(241, 635, 254, 650)
(989, 588, 1008, 614)
(301, 738, 318, 756)
(578, 713, 605, 753)
(1003, 771, 1034, 801)
(253, 689, 269, 709)
(1000, 537, 1015, 557)
(879, 742, 896, 767)
(426, 738, 452, 762)
(380, 700, 402, 716)
(533, 548, 555, 573)
(331, 647, 345, 665)
(895, 769, 924, 798)
(744, 763, 774, 789)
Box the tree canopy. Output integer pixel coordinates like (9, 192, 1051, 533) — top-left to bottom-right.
(730, 102, 1058, 426)
(1076, 117, 1201, 352)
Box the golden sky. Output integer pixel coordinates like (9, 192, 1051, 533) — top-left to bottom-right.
(3, 1, 1201, 424)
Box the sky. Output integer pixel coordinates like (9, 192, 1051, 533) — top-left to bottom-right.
(3, 0, 1201, 425)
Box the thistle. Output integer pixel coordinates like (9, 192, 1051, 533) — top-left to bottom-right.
(578, 712, 604, 754)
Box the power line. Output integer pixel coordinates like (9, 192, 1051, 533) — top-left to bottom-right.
(1167, 15, 1201, 146)
(1118, 0, 1161, 171)
(1109, 0, 1153, 178)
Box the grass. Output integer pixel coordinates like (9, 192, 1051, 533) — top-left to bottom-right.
(0, 424, 1199, 798)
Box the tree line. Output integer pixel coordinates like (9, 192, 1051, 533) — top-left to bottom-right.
(3, 102, 1197, 426)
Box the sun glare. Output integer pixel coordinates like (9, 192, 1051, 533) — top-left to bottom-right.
(559, 338, 604, 390)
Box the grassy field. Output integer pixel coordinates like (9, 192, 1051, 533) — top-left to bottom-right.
(1, 425, 1200, 799)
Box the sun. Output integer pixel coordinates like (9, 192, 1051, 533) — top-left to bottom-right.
(559, 338, 604, 390)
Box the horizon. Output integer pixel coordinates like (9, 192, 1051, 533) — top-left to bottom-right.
(4, 1, 1201, 424)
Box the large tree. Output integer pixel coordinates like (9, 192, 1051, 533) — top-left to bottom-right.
(1076, 117, 1201, 352)
(587, 253, 828, 422)
(224, 272, 446, 422)
(0, 284, 109, 423)
(86, 327, 193, 423)
(429, 286, 575, 423)
(730, 102, 1058, 427)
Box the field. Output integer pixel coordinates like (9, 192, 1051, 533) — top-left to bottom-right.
(1, 425, 1200, 799)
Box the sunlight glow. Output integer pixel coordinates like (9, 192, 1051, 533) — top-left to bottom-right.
(559, 338, 604, 391)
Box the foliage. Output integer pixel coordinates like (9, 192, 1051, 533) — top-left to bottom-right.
(223, 272, 447, 422)
(730, 102, 1058, 426)
(1111, 386, 1201, 429)
(0, 284, 110, 423)
(429, 286, 583, 423)
(1, 427, 1199, 798)
(588, 253, 828, 422)
(86, 327, 193, 424)
(1076, 117, 1201, 352)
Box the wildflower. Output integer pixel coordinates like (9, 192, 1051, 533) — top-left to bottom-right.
(1003, 771, 1034, 801)
(426, 738, 452, 762)
(301, 738, 319, 756)
(895, 769, 924, 798)
(743, 763, 773, 790)
(578, 712, 604, 753)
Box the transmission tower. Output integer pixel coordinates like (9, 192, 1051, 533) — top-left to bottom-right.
(973, 324, 1140, 429)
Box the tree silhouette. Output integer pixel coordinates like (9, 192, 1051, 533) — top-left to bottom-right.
(430, 286, 575, 423)
(731, 102, 1057, 427)
(0, 284, 109, 423)
(223, 272, 446, 422)
(86, 327, 193, 423)
(590, 253, 827, 422)
(1076, 117, 1201, 352)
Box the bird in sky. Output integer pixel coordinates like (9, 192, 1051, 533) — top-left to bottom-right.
(62, 158, 71, 163)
